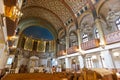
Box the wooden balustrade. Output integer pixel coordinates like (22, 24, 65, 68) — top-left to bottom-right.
(57, 46, 79, 56)
(81, 39, 100, 50)
(57, 31, 120, 55)
(57, 50, 66, 57)
(67, 45, 79, 54)
(105, 30, 120, 44)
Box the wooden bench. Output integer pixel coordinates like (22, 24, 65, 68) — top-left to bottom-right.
(2, 72, 68, 80)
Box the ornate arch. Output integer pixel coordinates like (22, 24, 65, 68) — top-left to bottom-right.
(58, 29, 66, 39)
(18, 17, 57, 39)
(78, 11, 92, 28)
(96, 0, 106, 16)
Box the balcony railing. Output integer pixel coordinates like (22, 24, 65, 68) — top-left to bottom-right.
(105, 30, 120, 44)
(67, 45, 79, 54)
(81, 39, 100, 50)
(57, 50, 66, 57)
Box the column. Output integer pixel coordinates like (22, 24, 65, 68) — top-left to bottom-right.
(57, 59, 61, 66)
(0, 44, 8, 68)
(78, 55, 84, 69)
(100, 49, 115, 69)
(95, 18, 106, 46)
(65, 57, 71, 72)
(57, 44, 60, 52)
(0, 50, 8, 74)
(65, 36, 69, 49)
(65, 35, 71, 71)
(77, 28, 82, 51)
(0, 26, 7, 70)
(0, 50, 8, 69)
(98, 55, 104, 68)
(15, 54, 22, 73)
(57, 59, 62, 72)
(77, 28, 87, 68)
(87, 0, 102, 44)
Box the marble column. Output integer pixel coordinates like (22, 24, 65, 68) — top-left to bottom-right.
(0, 51, 8, 69)
(15, 55, 22, 73)
(57, 59, 61, 66)
(65, 36, 69, 49)
(0, 44, 8, 68)
(0, 26, 7, 70)
(77, 28, 87, 69)
(77, 28, 82, 51)
(65, 57, 71, 72)
(95, 18, 106, 46)
(98, 55, 104, 68)
(64, 36, 70, 71)
(100, 49, 115, 69)
(0, 44, 9, 75)
(78, 56, 84, 69)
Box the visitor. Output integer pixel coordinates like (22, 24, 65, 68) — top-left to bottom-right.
(56, 65, 62, 72)
(52, 66, 56, 73)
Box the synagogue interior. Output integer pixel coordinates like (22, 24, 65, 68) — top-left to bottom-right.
(0, 0, 120, 80)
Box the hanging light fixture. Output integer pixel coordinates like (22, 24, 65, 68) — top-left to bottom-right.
(5, 5, 23, 21)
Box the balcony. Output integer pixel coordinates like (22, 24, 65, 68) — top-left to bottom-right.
(105, 30, 120, 44)
(67, 45, 79, 54)
(57, 50, 66, 57)
(81, 39, 100, 50)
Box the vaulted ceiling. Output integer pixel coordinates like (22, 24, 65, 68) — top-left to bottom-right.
(18, 0, 87, 40)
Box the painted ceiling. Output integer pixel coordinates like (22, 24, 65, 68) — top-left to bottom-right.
(23, 26, 54, 40)
(19, 0, 87, 39)
(17, 0, 87, 39)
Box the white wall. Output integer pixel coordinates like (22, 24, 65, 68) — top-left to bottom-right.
(39, 59, 47, 67)
(0, 0, 4, 13)
(112, 49, 120, 68)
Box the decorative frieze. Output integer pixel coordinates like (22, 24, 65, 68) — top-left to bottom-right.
(105, 30, 120, 44)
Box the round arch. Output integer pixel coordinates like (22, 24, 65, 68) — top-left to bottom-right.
(17, 17, 58, 39)
(58, 29, 66, 39)
(96, 0, 106, 16)
(78, 11, 93, 28)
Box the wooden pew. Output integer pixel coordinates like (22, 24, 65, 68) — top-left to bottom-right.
(78, 68, 118, 80)
(1, 72, 68, 80)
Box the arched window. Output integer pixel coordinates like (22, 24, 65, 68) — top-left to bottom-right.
(82, 33, 88, 42)
(95, 29, 99, 38)
(116, 17, 120, 30)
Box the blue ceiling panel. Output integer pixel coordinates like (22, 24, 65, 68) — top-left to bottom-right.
(23, 26, 54, 40)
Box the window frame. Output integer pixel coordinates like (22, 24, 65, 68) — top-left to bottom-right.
(115, 17, 120, 30)
(95, 29, 99, 39)
(82, 33, 88, 43)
